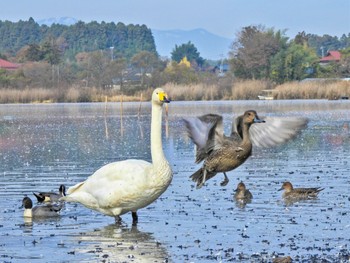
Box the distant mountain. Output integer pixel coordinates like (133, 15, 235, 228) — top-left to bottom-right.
(152, 28, 232, 60)
(37, 17, 78, 26)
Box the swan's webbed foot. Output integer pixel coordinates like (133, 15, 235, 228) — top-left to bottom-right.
(220, 173, 229, 186)
(115, 215, 122, 225)
(132, 211, 138, 225)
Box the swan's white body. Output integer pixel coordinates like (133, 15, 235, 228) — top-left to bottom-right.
(61, 88, 172, 222)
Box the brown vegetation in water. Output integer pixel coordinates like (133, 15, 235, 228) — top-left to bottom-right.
(0, 80, 349, 103)
(274, 80, 350, 100)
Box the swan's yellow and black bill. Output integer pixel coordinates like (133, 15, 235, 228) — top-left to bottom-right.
(159, 92, 171, 103)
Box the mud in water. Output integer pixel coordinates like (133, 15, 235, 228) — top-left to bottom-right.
(0, 100, 349, 262)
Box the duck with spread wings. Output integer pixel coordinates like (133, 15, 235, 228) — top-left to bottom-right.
(184, 110, 307, 189)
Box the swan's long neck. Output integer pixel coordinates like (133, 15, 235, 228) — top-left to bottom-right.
(151, 103, 167, 166)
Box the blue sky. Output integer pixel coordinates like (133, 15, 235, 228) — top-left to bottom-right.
(1, 0, 349, 39)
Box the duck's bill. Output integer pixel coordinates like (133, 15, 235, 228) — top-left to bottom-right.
(254, 117, 265, 123)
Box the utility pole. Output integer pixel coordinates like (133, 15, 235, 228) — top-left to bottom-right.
(320, 46, 324, 57)
(110, 46, 114, 61)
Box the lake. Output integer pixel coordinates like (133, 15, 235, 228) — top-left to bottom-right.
(0, 99, 349, 262)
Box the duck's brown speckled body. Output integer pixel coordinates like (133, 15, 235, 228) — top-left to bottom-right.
(279, 181, 324, 200)
(234, 181, 253, 201)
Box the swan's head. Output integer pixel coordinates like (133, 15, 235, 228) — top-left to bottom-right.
(152, 88, 170, 105)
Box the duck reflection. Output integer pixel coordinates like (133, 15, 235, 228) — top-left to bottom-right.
(75, 224, 171, 262)
(22, 216, 62, 235)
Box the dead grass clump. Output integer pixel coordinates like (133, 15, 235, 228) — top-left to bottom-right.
(275, 80, 350, 99)
(0, 88, 55, 104)
(231, 79, 274, 100)
(160, 83, 220, 101)
(1, 80, 349, 103)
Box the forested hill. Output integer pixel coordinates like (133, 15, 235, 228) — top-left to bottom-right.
(0, 18, 157, 60)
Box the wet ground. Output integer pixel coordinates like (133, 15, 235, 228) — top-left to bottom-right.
(0, 100, 349, 262)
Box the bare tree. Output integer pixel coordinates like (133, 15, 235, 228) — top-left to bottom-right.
(229, 25, 287, 79)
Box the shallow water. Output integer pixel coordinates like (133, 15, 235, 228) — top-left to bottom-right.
(0, 100, 349, 262)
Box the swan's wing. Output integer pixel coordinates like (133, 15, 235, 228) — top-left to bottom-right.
(249, 116, 308, 147)
(183, 114, 224, 163)
(64, 160, 152, 208)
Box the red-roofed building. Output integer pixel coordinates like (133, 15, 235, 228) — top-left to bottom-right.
(319, 51, 341, 65)
(0, 58, 19, 70)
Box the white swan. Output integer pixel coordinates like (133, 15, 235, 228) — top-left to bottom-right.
(61, 88, 172, 224)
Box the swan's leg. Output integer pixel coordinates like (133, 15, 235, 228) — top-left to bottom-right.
(220, 172, 229, 186)
(132, 211, 138, 225)
(115, 215, 122, 224)
(197, 169, 207, 189)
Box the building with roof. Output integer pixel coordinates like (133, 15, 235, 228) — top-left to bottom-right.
(319, 51, 341, 65)
(0, 59, 19, 70)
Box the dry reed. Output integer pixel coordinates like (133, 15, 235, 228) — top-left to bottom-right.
(0, 80, 349, 103)
(0, 87, 142, 104)
(159, 83, 220, 101)
(231, 79, 273, 100)
(275, 80, 350, 100)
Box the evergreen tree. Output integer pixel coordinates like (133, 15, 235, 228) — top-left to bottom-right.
(171, 41, 204, 67)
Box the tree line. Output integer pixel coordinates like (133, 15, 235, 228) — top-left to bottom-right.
(0, 19, 349, 95)
(229, 26, 350, 83)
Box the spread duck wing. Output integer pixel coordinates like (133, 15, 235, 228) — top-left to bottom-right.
(248, 116, 308, 147)
(184, 114, 225, 163)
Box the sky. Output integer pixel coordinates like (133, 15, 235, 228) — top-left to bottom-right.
(0, 0, 349, 39)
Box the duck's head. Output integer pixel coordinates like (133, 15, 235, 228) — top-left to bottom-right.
(152, 88, 170, 105)
(243, 110, 265, 125)
(278, 181, 293, 192)
(22, 197, 33, 209)
(235, 181, 246, 192)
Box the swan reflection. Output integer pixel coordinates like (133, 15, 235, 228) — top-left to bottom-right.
(75, 224, 170, 262)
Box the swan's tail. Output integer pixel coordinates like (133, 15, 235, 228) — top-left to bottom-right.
(190, 168, 217, 189)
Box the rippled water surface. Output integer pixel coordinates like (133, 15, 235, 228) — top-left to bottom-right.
(0, 100, 349, 262)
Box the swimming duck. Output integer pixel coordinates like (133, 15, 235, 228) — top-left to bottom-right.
(33, 184, 66, 203)
(60, 88, 172, 225)
(234, 181, 253, 201)
(184, 111, 307, 188)
(278, 181, 324, 200)
(22, 197, 62, 218)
